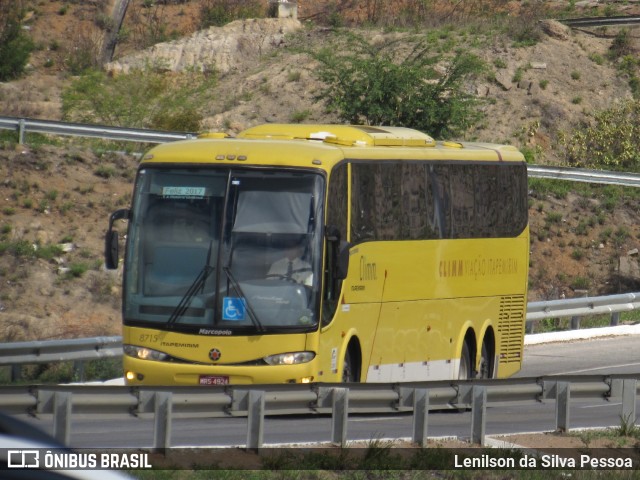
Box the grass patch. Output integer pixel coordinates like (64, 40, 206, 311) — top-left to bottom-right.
(64, 262, 90, 279)
(534, 312, 628, 333)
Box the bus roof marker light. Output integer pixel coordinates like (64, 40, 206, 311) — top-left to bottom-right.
(143, 154, 154, 160)
(215, 155, 225, 160)
(198, 132, 229, 139)
(309, 131, 333, 140)
(312, 159, 322, 165)
(238, 155, 247, 161)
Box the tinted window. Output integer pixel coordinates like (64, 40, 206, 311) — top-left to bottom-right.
(326, 163, 348, 242)
(350, 161, 527, 241)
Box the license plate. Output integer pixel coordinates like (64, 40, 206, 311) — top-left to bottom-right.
(199, 375, 229, 385)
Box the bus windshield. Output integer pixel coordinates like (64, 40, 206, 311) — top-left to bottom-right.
(123, 167, 324, 333)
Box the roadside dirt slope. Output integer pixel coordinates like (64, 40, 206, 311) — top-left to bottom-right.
(1, 1, 640, 341)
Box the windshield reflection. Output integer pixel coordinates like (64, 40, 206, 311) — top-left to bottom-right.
(123, 167, 323, 332)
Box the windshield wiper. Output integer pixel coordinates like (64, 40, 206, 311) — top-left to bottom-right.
(222, 266, 265, 333)
(167, 265, 214, 326)
(168, 240, 215, 327)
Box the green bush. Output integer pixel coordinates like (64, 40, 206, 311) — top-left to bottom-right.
(62, 67, 217, 131)
(562, 100, 640, 171)
(0, 2, 34, 81)
(199, 0, 264, 28)
(609, 29, 633, 60)
(311, 32, 485, 138)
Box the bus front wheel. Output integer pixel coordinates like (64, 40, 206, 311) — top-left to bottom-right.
(342, 348, 360, 383)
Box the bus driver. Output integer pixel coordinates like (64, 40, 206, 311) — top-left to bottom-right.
(267, 238, 313, 286)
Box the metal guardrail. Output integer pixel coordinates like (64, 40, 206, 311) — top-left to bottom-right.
(527, 165, 640, 188)
(527, 292, 640, 323)
(0, 292, 638, 371)
(0, 336, 121, 365)
(3, 115, 640, 188)
(0, 116, 195, 144)
(561, 15, 640, 28)
(0, 336, 122, 382)
(0, 375, 638, 449)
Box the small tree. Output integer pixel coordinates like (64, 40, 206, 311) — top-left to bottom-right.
(0, 1, 34, 81)
(311, 32, 485, 138)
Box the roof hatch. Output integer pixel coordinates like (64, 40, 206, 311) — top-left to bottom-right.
(238, 124, 436, 147)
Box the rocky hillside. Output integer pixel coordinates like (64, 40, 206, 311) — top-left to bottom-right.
(1, 1, 640, 342)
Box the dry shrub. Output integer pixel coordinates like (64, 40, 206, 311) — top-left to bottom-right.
(65, 25, 103, 74)
(199, 0, 267, 29)
(301, 0, 545, 31)
(57, 311, 120, 339)
(127, 1, 171, 49)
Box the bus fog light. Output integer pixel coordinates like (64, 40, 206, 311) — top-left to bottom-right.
(301, 376, 314, 383)
(125, 371, 136, 381)
(264, 351, 315, 366)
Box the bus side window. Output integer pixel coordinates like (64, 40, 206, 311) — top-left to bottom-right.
(323, 163, 348, 326)
(429, 165, 451, 239)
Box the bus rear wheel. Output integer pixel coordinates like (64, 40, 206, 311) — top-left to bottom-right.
(478, 341, 493, 379)
(458, 342, 472, 380)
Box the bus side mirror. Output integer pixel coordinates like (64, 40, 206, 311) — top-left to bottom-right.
(105, 230, 119, 270)
(326, 225, 350, 280)
(105, 209, 130, 270)
(335, 240, 350, 280)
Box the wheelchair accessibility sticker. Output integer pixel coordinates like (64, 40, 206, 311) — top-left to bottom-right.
(223, 297, 246, 321)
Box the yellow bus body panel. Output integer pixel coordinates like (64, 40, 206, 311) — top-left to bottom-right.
(315, 231, 528, 383)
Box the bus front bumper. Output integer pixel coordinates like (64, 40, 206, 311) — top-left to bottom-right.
(123, 356, 317, 385)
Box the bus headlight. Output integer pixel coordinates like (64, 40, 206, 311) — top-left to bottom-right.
(263, 351, 315, 366)
(124, 344, 169, 362)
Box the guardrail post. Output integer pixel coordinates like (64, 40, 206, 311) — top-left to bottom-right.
(11, 364, 22, 382)
(525, 321, 534, 334)
(246, 390, 265, 451)
(610, 312, 620, 326)
(556, 381, 570, 432)
(18, 119, 26, 145)
(621, 379, 637, 425)
(53, 391, 72, 446)
(153, 391, 172, 451)
(73, 361, 85, 382)
(412, 388, 429, 446)
(570, 316, 580, 330)
(331, 387, 348, 446)
(470, 385, 487, 445)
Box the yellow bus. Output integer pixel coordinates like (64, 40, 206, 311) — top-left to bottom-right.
(105, 124, 529, 385)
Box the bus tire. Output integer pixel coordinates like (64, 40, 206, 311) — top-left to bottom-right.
(458, 341, 472, 380)
(342, 344, 360, 383)
(478, 341, 494, 379)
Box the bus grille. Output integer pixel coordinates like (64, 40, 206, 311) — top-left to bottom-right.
(497, 295, 525, 363)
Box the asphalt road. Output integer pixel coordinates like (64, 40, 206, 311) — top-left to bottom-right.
(517, 335, 640, 377)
